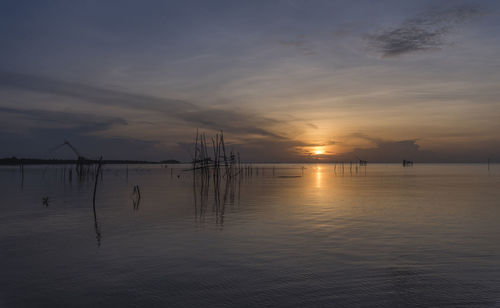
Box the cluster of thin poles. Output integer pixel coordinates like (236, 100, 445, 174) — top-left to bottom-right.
(192, 130, 252, 180)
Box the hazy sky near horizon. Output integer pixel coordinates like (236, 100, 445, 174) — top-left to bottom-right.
(1, 0, 499, 162)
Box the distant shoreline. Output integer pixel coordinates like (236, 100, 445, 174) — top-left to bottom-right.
(0, 158, 495, 165)
(0, 158, 181, 165)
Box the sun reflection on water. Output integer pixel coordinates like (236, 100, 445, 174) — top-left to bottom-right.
(315, 165, 323, 188)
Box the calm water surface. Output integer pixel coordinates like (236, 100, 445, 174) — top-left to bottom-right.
(1, 163, 499, 307)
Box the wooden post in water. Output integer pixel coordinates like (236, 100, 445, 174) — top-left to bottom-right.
(92, 157, 103, 207)
(19, 159, 24, 189)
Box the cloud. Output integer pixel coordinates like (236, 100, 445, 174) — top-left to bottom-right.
(0, 71, 288, 140)
(278, 35, 315, 55)
(0, 71, 197, 112)
(175, 109, 286, 140)
(278, 39, 306, 48)
(367, 5, 481, 57)
(306, 123, 318, 129)
(0, 106, 163, 159)
(226, 138, 312, 162)
(0, 106, 126, 132)
(0, 126, 161, 160)
(341, 138, 438, 163)
(0, 71, 300, 160)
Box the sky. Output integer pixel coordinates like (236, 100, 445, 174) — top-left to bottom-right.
(1, 0, 499, 162)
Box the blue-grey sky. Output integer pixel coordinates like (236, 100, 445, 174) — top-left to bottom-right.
(1, 0, 499, 162)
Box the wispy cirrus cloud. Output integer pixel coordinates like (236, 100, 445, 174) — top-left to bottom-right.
(278, 35, 316, 55)
(0, 71, 288, 140)
(0, 106, 127, 132)
(367, 5, 481, 57)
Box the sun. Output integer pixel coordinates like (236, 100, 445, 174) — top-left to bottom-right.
(307, 146, 327, 156)
(313, 147, 325, 155)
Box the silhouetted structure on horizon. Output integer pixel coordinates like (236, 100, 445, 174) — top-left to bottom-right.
(403, 159, 414, 167)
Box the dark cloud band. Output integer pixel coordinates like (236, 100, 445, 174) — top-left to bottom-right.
(367, 5, 481, 57)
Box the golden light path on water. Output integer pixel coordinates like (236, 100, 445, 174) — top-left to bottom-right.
(315, 166, 323, 189)
(1, 164, 500, 307)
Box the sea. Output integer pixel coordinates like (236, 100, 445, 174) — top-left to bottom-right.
(0, 163, 499, 307)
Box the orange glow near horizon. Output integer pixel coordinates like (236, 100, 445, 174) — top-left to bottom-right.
(313, 147, 325, 155)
